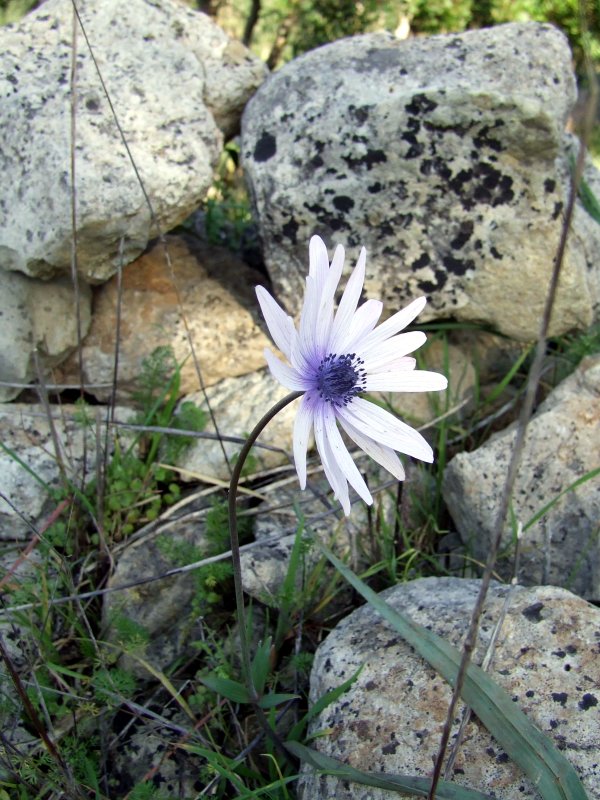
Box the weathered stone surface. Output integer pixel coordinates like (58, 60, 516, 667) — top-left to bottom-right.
(176, 370, 298, 483)
(0, 404, 133, 540)
(242, 23, 600, 340)
(299, 578, 600, 799)
(443, 355, 600, 600)
(240, 480, 393, 605)
(103, 511, 211, 677)
(0, 0, 266, 282)
(0, 270, 91, 402)
(57, 236, 272, 401)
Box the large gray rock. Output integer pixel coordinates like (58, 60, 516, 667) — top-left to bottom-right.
(177, 370, 298, 483)
(242, 22, 600, 340)
(103, 510, 212, 677)
(443, 356, 600, 600)
(56, 236, 272, 401)
(299, 578, 599, 799)
(0, 270, 91, 401)
(0, 404, 133, 540)
(0, 0, 266, 283)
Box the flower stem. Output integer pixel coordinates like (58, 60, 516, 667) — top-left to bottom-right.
(227, 390, 302, 751)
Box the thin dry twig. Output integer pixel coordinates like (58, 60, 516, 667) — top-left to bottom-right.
(427, 70, 597, 800)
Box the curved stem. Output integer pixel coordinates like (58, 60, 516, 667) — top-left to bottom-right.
(228, 391, 302, 749)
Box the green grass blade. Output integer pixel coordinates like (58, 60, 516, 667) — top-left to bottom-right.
(317, 543, 588, 800)
(286, 742, 495, 799)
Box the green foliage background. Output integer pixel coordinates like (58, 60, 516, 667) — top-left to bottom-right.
(192, 0, 598, 73)
(2, 1, 598, 74)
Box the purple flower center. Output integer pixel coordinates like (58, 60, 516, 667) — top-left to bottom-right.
(316, 353, 366, 407)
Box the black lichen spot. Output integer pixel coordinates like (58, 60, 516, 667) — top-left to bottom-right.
(364, 680, 377, 691)
(282, 217, 298, 244)
(450, 221, 474, 250)
(253, 131, 277, 162)
(549, 719, 559, 729)
(473, 163, 514, 206)
(411, 252, 431, 270)
(553, 649, 566, 658)
(473, 123, 504, 152)
(522, 602, 544, 622)
(449, 169, 473, 195)
(526, 690, 535, 698)
(496, 753, 510, 764)
(419, 156, 447, 179)
(544, 178, 556, 193)
(310, 154, 324, 168)
(348, 104, 371, 125)
(368, 182, 383, 194)
(343, 149, 387, 171)
(405, 94, 437, 116)
(490, 246, 503, 260)
(382, 740, 398, 755)
(405, 142, 425, 159)
(578, 693, 597, 711)
(443, 255, 473, 276)
(552, 201, 563, 220)
(333, 196, 355, 213)
(551, 692, 568, 707)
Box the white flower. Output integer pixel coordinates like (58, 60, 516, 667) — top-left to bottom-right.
(256, 236, 448, 515)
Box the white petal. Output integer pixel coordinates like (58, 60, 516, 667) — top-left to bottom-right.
(323, 405, 372, 506)
(360, 297, 427, 351)
(328, 246, 366, 353)
(342, 299, 383, 352)
(338, 416, 406, 482)
(313, 403, 351, 514)
(293, 394, 315, 489)
(314, 244, 345, 347)
(255, 286, 295, 361)
(361, 331, 426, 371)
(309, 235, 330, 284)
(298, 274, 322, 361)
(264, 349, 309, 391)
(338, 397, 434, 462)
(365, 370, 448, 392)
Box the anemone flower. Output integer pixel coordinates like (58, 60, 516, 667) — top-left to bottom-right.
(256, 236, 448, 515)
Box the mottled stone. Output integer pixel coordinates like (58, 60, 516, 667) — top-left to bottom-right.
(443, 355, 600, 600)
(299, 578, 600, 799)
(0, 270, 91, 401)
(0, 0, 266, 282)
(176, 370, 298, 482)
(57, 236, 272, 401)
(103, 511, 212, 677)
(242, 23, 600, 340)
(0, 404, 133, 540)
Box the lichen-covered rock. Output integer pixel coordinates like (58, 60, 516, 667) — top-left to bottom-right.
(0, 404, 133, 540)
(299, 578, 600, 799)
(0, 270, 91, 401)
(242, 22, 600, 340)
(443, 355, 600, 600)
(57, 236, 272, 401)
(176, 370, 298, 482)
(103, 511, 212, 678)
(0, 0, 266, 282)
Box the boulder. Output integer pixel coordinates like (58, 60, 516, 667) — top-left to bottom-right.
(443, 356, 600, 600)
(0, 270, 91, 401)
(0, 0, 266, 283)
(0, 403, 133, 540)
(176, 369, 298, 483)
(57, 236, 272, 401)
(299, 578, 599, 799)
(103, 509, 213, 678)
(242, 22, 600, 340)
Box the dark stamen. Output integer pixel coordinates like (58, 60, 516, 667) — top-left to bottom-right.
(316, 353, 366, 407)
